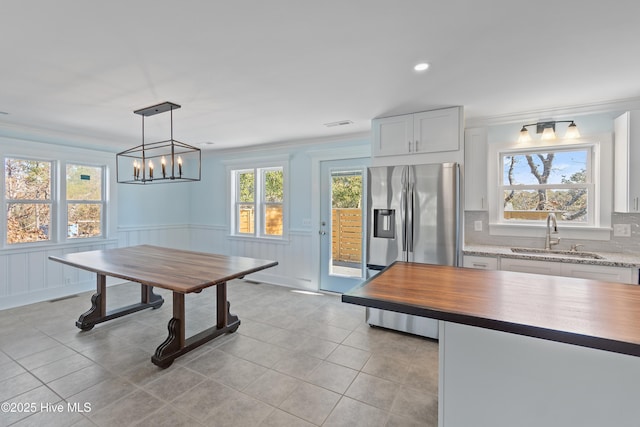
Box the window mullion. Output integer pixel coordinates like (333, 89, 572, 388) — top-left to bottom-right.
(256, 168, 264, 237)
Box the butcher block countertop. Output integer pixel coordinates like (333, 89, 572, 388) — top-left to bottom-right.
(342, 262, 640, 357)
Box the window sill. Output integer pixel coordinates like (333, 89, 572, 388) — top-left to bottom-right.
(227, 234, 290, 245)
(489, 223, 611, 241)
(0, 237, 118, 255)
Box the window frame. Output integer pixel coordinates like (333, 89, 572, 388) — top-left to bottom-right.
(260, 167, 284, 237)
(4, 157, 55, 246)
(65, 162, 107, 240)
(234, 168, 256, 236)
(227, 156, 289, 241)
(2, 154, 110, 248)
(487, 135, 612, 240)
(498, 146, 595, 226)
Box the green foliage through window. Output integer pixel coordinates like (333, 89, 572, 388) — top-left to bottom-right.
(331, 173, 362, 209)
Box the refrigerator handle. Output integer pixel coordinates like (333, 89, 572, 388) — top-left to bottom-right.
(401, 182, 407, 252)
(409, 183, 415, 253)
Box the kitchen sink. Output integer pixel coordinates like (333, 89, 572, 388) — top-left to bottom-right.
(510, 247, 604, 259)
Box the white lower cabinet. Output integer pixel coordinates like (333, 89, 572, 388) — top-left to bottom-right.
(499, 258, 564, 276)
(464, 255, 636, 284)
(562, 263, 633, 284)
(463, 256, 497, 270)
(500, 258, 634, 284)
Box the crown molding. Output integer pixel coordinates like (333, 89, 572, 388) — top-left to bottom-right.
(208, 130, 372, 155)
(465, 97, 640, 128)
(0, 121, 123, 153)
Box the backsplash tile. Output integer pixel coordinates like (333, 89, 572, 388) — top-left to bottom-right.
(464, 211, 640, 254)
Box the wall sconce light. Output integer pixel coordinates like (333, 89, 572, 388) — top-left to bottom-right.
(518, 120, 580, 143)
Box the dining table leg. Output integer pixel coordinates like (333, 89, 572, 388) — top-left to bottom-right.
(76, 274, 107, 331)
(75, 275, 165, 332)
(151, 282, 241, 368)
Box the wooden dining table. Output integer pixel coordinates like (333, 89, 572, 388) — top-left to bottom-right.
(49, 245, 278, 368)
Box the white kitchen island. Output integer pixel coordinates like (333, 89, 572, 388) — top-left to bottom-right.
(343, 262, 640, 427)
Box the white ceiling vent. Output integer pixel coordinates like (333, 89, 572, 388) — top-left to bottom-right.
(324, 120, 353, 128)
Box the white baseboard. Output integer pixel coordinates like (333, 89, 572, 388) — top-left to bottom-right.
(0, 280, 95, 310)
(245, 271, 316, 291)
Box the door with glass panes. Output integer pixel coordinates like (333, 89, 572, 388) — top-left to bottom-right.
(319, 158, 367, 293)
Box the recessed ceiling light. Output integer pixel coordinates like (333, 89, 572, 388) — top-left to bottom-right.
(414, 62, 430, 72)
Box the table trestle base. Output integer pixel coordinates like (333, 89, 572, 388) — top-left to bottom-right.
(76, 275, 164, 331)
(152, 282, 239, 368)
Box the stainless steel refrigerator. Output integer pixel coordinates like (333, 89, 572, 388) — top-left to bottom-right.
(366, 162, 459, 339)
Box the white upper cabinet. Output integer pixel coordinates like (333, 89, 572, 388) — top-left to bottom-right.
(464, 127, 488, 210)
(372, 107, 461, 157)
(614, 111, 640, 212)
(372, 114, 413, 156)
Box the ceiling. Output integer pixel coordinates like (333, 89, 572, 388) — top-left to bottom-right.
(2, 1, 640, 152)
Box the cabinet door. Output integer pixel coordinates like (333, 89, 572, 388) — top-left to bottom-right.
(372, 115, 413, 157)
(463, 255, 497, 270)
(500, 258, 563, 276)
(614, 111, 640, 212)
(561, 263, 633, 284)
(413, 107, 460, 154)
(464, 127, 488, 210)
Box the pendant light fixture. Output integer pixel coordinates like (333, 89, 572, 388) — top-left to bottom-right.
(116, 102, 201, 184)
(517, 120, 580, 143)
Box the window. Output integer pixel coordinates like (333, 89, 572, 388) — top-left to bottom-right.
(66, 164, 104, 239)
(500, 147, 593, 225)
(236, 169, 256, 234)
(3, 156, 108, 246)
(487, 132, 612, 239)
(231, 166, 284, 238)
(263, 168, 284, 236)
(5, 158, 53, 244)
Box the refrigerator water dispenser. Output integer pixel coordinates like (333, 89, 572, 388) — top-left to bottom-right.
(373, 209, 395, 239)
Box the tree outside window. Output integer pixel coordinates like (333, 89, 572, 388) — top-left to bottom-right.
(5, 158, 52, 244)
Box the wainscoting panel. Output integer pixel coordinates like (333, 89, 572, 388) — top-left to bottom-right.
(7, 252, 27, 297)
(118, 224, 191, 250)
(188, 225, 227, 254)
(1, 225, 316, 310)
(27, 251, 46, 293)
(0, 239, 119, 310)
(0, 256, 7, 298)
(188, 226, 315, 290)
(226, 230, 314, 290)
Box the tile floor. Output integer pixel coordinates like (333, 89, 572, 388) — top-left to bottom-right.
(0, 280, 438, 426)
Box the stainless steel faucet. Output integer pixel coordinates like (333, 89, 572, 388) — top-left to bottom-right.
(545, 212, 560, 250)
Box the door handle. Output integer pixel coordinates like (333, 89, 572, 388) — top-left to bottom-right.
(319, 221, 327, 235)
